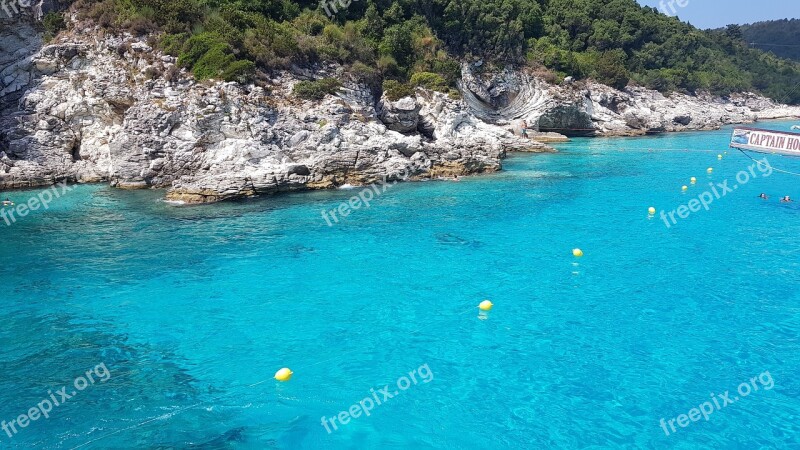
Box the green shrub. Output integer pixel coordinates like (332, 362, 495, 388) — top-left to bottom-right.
(323, 24, 345, 44)
(430, 58, 461, 85)
(192, 45, 235, 80)
(42, 12, 65, 41)
(377, 55, 400, 76)
(160, 33, 188, 56)
(175, 31, 255, 82)
(409, 72, 448, 92)
(292, 10, 326, 36)
(293, 78, 342, 100)
(383, 79, 414, 101)
(222, 60, 256, 83)
(317, 78, 341, 92)
(351, 61, 380, 83)
(178, 32, 227, 69)
(124, 16, 158, 36)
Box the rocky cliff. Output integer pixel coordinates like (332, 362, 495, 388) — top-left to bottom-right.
(2, 16, 799, 204)
(460, 66, 800, 137)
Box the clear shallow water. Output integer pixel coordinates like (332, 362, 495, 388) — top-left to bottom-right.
(1, 122, 799, 449)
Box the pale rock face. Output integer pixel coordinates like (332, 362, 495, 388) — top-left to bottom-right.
(458, 63, 800, 137)
(1, 23, 549, 203)
(377, 95, 421, 133)
(2, 20, 799, 203)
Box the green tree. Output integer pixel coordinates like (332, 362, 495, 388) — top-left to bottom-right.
(595, 49, 630, 90)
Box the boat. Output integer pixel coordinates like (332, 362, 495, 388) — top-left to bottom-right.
(730, 127, 800, 157)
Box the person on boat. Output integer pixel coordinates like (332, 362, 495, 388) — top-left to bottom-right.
(759, 193, 769, 200)
(781, 196, 793, 203)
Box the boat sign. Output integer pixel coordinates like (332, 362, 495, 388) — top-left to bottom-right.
(730, 127, 800, 157)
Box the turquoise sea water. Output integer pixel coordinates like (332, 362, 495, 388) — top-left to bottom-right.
(1, 122, 799, 449)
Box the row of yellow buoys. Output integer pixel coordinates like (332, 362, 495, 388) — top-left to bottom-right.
(646, 151, 727, 216)
(276, 149, 729, 382)
(275, 245, 591, 381)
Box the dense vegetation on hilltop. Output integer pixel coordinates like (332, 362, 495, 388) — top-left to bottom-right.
(69, 0, 800, 103)
(739, 19, 800, 62)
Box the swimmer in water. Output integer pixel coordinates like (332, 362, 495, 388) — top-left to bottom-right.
(781, 196, 793, 203)
(759, 193, 768, 200)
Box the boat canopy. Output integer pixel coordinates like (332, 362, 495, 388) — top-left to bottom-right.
(730, 127, 800, 157)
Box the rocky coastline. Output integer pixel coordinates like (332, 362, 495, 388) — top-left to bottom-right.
(2, 17, 799, 204)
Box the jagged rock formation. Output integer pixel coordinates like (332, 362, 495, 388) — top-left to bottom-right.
(0, 19, 551, 203)
(2, 19, 799, 203)
(377, 96, 421, 133)
(459, 62, 800, 137)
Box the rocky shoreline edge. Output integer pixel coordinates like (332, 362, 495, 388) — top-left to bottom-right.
(2, 19, 799, 204)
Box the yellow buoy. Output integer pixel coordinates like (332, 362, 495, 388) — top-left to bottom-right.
(707, 167, 713, 173)
(648, 207, 656, 215)
(572, 248, 584, 258)
(479, 300, 493, 311)
(690, 177, 697, 184)
(717, 154, 723, 159)
(274, 368, 293, 382)
(682, 185, 688, 191)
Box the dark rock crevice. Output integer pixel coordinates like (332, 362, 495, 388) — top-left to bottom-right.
(70, 139, 81, 162)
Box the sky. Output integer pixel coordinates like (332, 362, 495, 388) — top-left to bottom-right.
(636, 0, 800, 29)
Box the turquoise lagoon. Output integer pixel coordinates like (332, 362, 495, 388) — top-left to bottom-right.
(1, 122, 799, 448)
